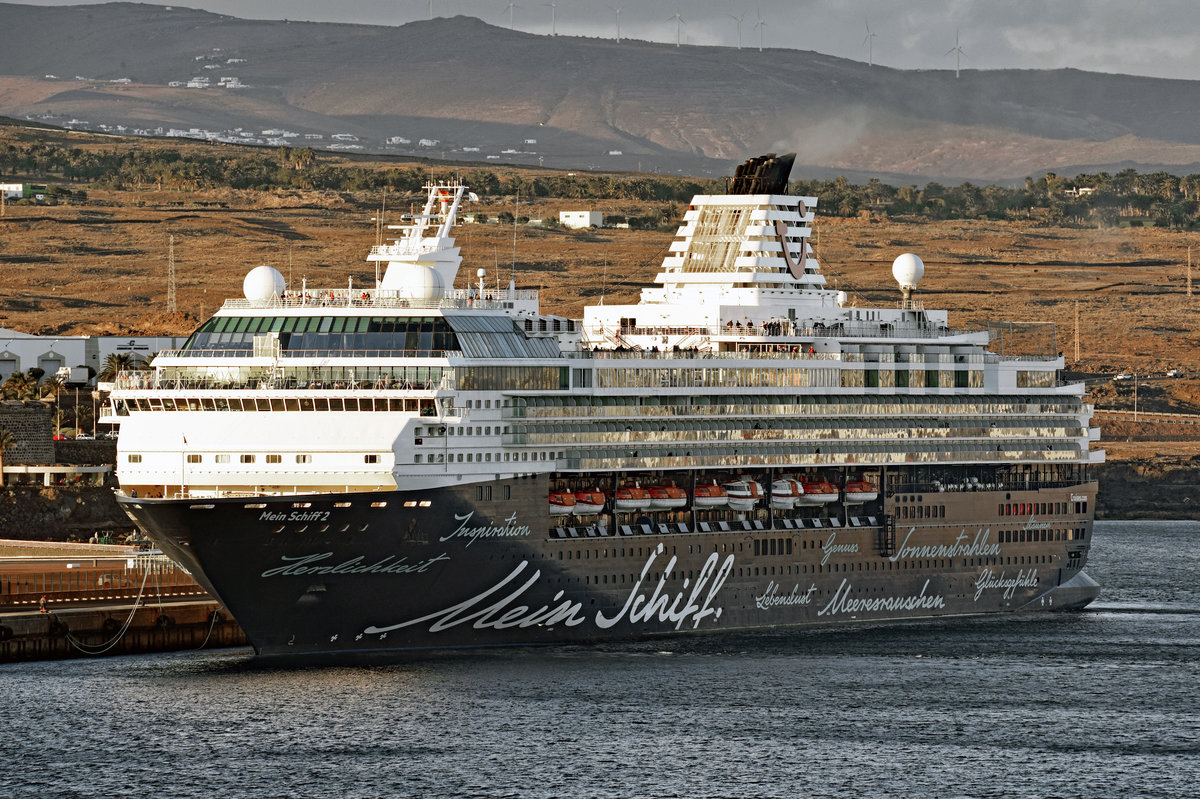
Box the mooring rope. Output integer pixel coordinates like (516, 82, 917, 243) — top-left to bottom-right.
(63, 567, 152, 655)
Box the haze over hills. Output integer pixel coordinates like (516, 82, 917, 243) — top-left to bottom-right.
(5, 2, 1200, 183)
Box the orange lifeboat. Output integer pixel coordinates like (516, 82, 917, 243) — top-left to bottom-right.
(844, 479, 879, 504)
(692, 482, 728, 508)
(573, 488, 607, 515)
(549, 490, 577, 516)
(647, 484, 687, 510)
(614, 485, 652, 512)
(797, 478, 839, 506)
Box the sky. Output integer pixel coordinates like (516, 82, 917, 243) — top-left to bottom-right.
(18, 0, 1200, 80)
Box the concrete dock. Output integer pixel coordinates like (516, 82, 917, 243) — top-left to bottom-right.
(0, 539, 246, 662)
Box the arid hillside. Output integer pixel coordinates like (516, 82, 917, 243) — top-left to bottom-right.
(3, 186, 1198, 378)
(8, 4, 1200, 181)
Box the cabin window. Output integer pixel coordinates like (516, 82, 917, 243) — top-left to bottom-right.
(186, 454, 201, 463)
(240, 454, 255, 463)
(266, 455, 282, 464)
(296, 454, 311, 463)
(364, 454, 379, 464)
(127, 454, 142, 463)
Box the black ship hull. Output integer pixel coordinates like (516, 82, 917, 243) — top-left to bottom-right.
(118, 473, 1100, 659)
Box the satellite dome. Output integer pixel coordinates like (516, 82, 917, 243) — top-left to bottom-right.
(396, 265, 445, 300)
(836, 290, 849, 308)
(243, 265, 286, 303)
(891, 253, 925, 290)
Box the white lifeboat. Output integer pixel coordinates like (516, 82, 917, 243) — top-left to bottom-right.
(771, 478, 803, 510)
(724, 479, 762, 511)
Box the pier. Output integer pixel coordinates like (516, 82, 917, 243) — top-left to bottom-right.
(0, 540, 245, 662)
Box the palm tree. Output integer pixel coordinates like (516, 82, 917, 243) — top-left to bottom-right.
(0, 426, 15, 488)
(97, 353, 134, 383)
(39, 375, 65, 401)
(2, 371, 35, 400)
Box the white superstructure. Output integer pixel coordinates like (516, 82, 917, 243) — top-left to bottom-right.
(111, 160, 1102, 505)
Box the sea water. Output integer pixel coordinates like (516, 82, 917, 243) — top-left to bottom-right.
(2, 520, 1197, 798)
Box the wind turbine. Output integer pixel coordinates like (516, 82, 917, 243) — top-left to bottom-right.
(668, 10, 686, 48)
(754, 7, 765, 52)
(730, 12, 745, 50)
(503, 1, 519, 31)
(863, 18, 877, 67)
(945, 29, 965, 78)
(427, 0, 433, 20)
(607, 5, 622, 43)
(544, 1, 557, 35)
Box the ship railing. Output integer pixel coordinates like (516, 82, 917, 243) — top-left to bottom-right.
(0, 554, 205, 610)
(169, 489, 272, 500)
(565, 348, 842, 361)
(552, 444, 1084, 472)
(220, 287, 538, 310)
(587, 321, 973, 341)
(114, 373, 444, 393)
(887, 477, 1089, 495)
(151, 348, 457, 361)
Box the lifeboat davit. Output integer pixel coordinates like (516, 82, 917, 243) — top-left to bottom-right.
(549, 490, 577, 516)
(796, 478, 839, 506)
(771, 478, 803, 510)
(647, 484, 687, 510)
(614, 485, 652, 512)
(573, 488, 607, 515)
(692, 482, 728, 508)
(844, 479, 879, 504)
(724, 479, 762, 511)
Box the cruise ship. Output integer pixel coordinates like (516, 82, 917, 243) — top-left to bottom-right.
(113, 154, 1102, 658)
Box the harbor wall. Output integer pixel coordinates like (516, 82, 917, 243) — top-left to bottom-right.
(0, 601, 246, 662)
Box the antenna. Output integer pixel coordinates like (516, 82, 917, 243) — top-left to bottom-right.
(601, 251, 608, 305)
(606, 5, 622, 42)
(945, 29, 965, 78)
(167, 233, 177, 313)
(1073, 300, 1080, 364)
(864, 18, 877, 67)
(668, 9, 686, 48)
(503, 1, 519, 30)
(754, 6, 765, 52)
(544, 1, 556, 35)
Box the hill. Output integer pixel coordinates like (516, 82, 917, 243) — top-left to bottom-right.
(6, 3, 1200, 182)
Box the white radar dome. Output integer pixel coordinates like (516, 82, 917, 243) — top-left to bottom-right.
(243, 265, 286, 303)
(891, 253, 925, 290)
(396, 265, 445, 301)
(836, 290, 848, 308)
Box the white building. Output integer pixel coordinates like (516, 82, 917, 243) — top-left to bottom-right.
(0, 330, 189, 383)
(559, 210, 603, 229)
(1, 183, 25, 200)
